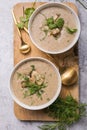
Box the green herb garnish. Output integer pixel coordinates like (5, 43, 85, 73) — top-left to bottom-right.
(46, 17, 57, 30)
(40, 16, 64, 40)
(31, 65, 35, 71)
(39, 95, 87, 130)
(17, 65, 47, 99)
(17, 72, 22, 78)
(29, 65, 36, 76)
(46, 17, 54, 25)
(19, 73, 47, 98)
(17, 72, 29, 81)
(17, 22, 25, 29)
(66, 27, 77, 34)
(24, 7, 35, 18)
(25, 82, 46, 95)
(48, 23, 57, 30)
(55, 18, 64, 28)
(17, 7, 35, 29)
(46, 17, 64, 30)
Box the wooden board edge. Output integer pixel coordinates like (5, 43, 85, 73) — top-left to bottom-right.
(13, 2, 79, 121)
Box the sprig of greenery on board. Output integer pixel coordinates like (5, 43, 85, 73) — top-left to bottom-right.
(17, 7, 35, 29)
(17, 0, 37, 30)
(17, 0, 87, 31)
(39, 95, 87, 130)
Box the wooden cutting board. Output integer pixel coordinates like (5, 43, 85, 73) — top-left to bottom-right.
(13, 2, 79, 121)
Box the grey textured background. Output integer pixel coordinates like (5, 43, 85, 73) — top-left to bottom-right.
(0, 0, 87, 130)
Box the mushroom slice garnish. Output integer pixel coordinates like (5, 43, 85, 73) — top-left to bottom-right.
(51, 28, 60, 37)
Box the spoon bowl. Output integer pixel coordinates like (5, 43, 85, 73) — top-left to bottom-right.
(12, 10, 31, 54)
(46, 54, 78, 86)
(19, 38, 31, 54)
(61, 67, 78, 86)
(20, 45, 31, 54)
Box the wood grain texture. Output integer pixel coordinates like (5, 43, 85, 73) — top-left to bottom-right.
(13, 2, 79, 121)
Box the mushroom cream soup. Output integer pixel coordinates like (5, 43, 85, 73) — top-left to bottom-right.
(31, 6, 77, 52)
(11, 59, 59, 106)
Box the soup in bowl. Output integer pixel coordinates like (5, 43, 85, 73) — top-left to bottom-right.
(10, 57, 61, 110)
(28, 3, 80, 54)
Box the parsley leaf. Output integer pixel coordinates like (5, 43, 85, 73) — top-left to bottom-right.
(17, 22, 24, 29)
(24, 7, 35, 18)
(48, 23, 57, 30)
(66, 27, 77, 34)
(46, 17, 64, 30)
(55, 18, 64, 28)
(46, 17, 54, 25)
(17, 7, 35, 29)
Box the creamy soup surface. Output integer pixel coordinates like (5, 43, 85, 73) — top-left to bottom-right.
(11, 59, 59, 106)
(31, 6, 77, 52)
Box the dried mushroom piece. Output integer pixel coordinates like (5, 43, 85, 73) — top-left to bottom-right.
(17, 65, 47, 99)
(40, 15, 64, 40)
(51, 28, 60, 37)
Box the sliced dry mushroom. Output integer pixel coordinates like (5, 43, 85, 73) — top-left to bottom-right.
(53, 14, 58, 21)
(51, 28, 60, 37)
(53, 14, 60, 21)
(29, 76, 36, 83)
(31, 71, 39, 77)
(36, 77, 44, 85)
(31, 70, 45, 85)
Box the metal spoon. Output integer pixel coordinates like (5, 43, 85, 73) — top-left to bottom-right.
(12, 10, 31, 54)
(61, 67, 78, 86)
(47, 54, 78, 86)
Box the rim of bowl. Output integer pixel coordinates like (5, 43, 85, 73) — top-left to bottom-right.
(10, 57, 61, 110)
(28, 2, 81, 54)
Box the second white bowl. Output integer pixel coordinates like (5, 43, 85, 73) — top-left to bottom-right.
(28, 2, 80, 54)
(10, 57, 61, 110)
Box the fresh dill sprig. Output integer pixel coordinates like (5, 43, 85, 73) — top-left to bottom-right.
(39, 95, 87, 130)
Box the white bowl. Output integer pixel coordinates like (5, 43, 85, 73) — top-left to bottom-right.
(10, 57, 61, 110)
(28, 2, 80, 54)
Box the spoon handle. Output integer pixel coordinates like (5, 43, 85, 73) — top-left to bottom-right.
(12, 10, 29, 34)
(11, 10, 22, 38)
